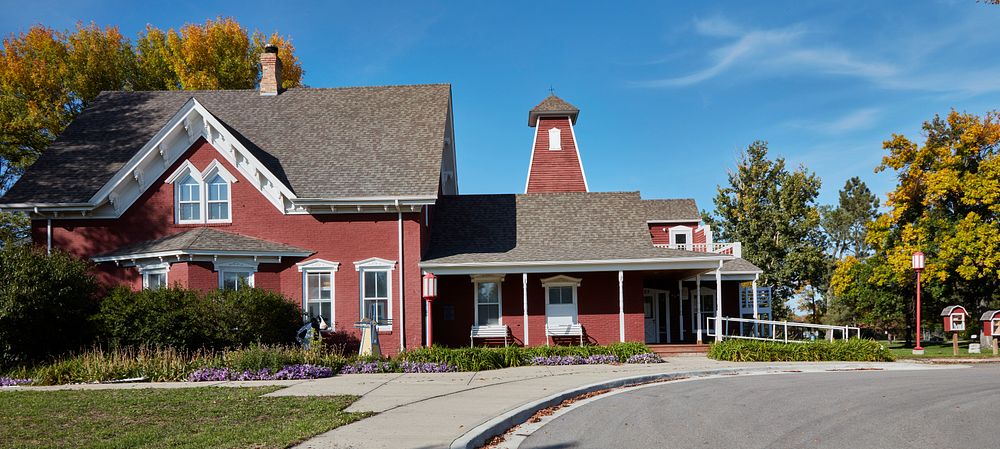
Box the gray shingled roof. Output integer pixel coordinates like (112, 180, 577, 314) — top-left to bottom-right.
(422, 191, 722, 265)
(93, 227, 312, 260)
(643, 198, 700, 222)
(1, 84, 451, 204)
(528, 94, 580, 126)
(721, 258, 762, 273)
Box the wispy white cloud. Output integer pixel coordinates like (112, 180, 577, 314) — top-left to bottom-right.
(634, 16, 1000, 96)
(635, 19, 895, 87)
(784, 108, 882, 134)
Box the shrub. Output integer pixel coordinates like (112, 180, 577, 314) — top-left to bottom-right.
(0, 245, 97, 368)
(95, 287, 303, 351)
(707, 339, 896, 362)
(398, 343, 658, 371)
(206, 288, 302, 346)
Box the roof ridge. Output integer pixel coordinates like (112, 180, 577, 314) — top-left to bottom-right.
(95, 83, 451, 97)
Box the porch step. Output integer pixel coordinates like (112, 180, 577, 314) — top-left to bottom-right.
(648, 344, 710, 356)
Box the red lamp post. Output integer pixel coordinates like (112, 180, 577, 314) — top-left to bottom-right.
(912, 252, 925, 355)
(422, 273, 438, 347)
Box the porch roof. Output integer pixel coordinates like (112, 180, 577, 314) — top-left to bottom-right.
(91, 227, 313, 263)
(421, 192, 729, 274)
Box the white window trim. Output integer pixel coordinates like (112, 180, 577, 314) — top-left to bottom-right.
(167, 159, 236, 224)
(471, 274, 505, 327)
(541, 275, 581, 321)
(214, 258, 258, 290)
(298, 259, 340, 329)
(669, 226, 694, 247)
(548, 127, 562, 151)
(354, 257, 396, 330)
(138, 262, 170, 291)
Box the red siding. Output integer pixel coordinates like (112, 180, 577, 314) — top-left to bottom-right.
(647, 223, 700, 245)
(32, 138, 426, 354)
(525, 117, 587, 193)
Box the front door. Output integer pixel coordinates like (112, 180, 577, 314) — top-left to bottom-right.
(643, 289, 659, 343)
(545, 285, 578, 327)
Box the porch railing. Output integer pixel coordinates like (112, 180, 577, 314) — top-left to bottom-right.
(654, 242, 742, 258)
(704, 316, 861, 343)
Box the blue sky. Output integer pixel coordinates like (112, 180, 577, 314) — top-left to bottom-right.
(3, 1, 999, 211)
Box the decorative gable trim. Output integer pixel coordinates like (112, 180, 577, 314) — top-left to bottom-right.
(83, 98, 296, 219)
(353, 257, 397, 271)
(297, 258, 341, 272)
(541, 275, 583, 287)
(165, 160, 201, 184)
(201, 159, 238, 184)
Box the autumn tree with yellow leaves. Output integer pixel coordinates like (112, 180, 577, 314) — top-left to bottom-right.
(832, 111, 1000, 343)
(0, 18, 303, 243)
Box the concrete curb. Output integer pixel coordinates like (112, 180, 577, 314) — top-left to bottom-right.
(448, 363, 907, 449)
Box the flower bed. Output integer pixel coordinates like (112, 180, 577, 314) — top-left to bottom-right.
(188, 364, 335, 382)
(1, 377, 32, 387)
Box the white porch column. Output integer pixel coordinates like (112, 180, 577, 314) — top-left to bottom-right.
(752, 273, 759, 319)
(715, 260, 723, 342)
(696, 274, 703, 344)
(678, 280, 684, 339)
(618, 270, 625, 342)
(522, 273, 529, 346)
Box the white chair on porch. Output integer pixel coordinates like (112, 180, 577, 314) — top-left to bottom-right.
(545, 323, 584, 346)
(470, 324, 511, 347)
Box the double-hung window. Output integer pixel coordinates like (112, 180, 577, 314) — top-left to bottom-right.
(177, 175, 201, 223)
(362, 270, 390, 323)
(547, 286, 574, 305)
(143, 269, 168, 291)
(206, 174, 230, 221)
(475, 281, 501, 326)
(220, 270, 254, 290)
(168, 160, 235, 224)
(305, 272, 334, 325)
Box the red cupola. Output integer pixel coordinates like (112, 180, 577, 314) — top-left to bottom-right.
(525, 94, 589, 194)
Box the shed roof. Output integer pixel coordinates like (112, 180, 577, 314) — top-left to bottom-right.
(92, 227, 312, 261)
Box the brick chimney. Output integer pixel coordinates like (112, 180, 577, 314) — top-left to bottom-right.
(259, 45, 282, 96)
(525, 94, 589, 193)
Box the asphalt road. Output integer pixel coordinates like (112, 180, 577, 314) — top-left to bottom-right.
(521, 365, 1000, 449)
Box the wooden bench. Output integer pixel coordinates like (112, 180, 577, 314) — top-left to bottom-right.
(545, 323, 584, 346)
(470, 324, 511, 347)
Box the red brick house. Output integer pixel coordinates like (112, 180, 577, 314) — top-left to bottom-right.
(0, 48, 767, 354)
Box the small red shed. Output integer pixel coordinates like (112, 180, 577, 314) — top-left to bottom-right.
(941, 305, 968, 332)
(981, 310, 1000, 337)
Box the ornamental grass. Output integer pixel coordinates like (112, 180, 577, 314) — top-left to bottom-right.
(707, 338, 896, 362)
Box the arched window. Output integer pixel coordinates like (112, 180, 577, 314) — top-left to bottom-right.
(176, 175, 201, 223)
(206, 174, 230, 221)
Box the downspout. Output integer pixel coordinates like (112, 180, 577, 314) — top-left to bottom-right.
(397, 201, 405, 351)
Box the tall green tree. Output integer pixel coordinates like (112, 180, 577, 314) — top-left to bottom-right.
(821, 177, 880, 261)
(0, 18, 304, 238)
(705, 140, 828, 318)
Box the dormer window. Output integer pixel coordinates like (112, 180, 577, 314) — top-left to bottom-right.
(548, 127, 561, 150)
(176, 175, 202, 223)
(166, 159, 237, 225)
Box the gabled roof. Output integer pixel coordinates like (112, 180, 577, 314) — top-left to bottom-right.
(720, 257, 762, 274)
(528, 94, 580, 126)
(92, 227, 312, 262)
(643, 198, 700, 222)
(1, 84, 452, 205)
(421, 191, 725, 270)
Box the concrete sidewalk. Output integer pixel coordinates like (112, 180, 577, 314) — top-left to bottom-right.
(277, 357, 947, 449)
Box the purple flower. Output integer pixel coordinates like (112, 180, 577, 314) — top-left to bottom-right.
(274, 364, 334, 379)
(400, 361, 455, 373)
(338, 361, 394, 374)
(188, 364, 336, 382)
(188, 368, 234, 382)
(530, 355, 586, 366)
(0, 377, 31, 387)
(584, 354, 620, 364)
(625, 353, 663, 364)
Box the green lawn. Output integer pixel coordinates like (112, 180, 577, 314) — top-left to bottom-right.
(0, 386, 369, 449)
(885, 340, 1000, 359)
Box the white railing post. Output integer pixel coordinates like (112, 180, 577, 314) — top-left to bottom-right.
(783, 322, 788, 343)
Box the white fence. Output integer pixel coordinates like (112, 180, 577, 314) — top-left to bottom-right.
(654, 242, 743, 257)
(705, 316, 861, 343)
